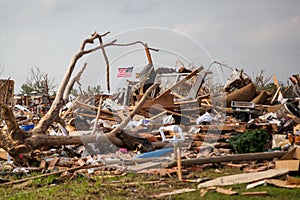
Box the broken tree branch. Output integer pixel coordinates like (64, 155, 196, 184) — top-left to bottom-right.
(33, 32, 118, 134)
(0, 31, 158, 164)
(92, 96, 103, 134)
(63, 62, 88, 102)
(95, 33, 111, 93)
(104, 83, 159, 148)
(106, 83, 159, 138)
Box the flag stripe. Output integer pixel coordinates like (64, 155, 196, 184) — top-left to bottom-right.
(117, 67, 133, 77)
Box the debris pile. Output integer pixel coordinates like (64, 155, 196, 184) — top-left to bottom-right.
(0, 32, 300, 196)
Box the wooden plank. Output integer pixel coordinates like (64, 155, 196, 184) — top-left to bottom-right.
(165, 151, 288, 168)
(0, 149, 7, 160)
(198, 168, 288, 188)
(241, 191, 268, 196)
(226, 163, 248, 169)
(194, 124, 247, 132)
(215, 187, 238, 195)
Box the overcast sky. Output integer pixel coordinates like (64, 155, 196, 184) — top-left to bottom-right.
(1, 0, 300, 93)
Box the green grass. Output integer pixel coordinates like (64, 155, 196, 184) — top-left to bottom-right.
(1, 167, 300, 199)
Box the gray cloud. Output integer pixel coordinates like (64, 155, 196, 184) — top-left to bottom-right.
(1, 0, 299, 92)
(119, 0, 159, 14)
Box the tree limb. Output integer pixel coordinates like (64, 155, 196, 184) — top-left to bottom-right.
(33, 32, 116, 134)
(63, 62, 88, 102)
(105, 83, 159, 146)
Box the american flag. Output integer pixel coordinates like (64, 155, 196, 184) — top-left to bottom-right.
(117, 66, 133, 78)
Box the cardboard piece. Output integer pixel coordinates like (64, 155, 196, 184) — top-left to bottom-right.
(292, 147, 300, 158)
(266, 179, 300, 188)
(276, 147, 300, 171)
(287, 176, 300, 184)
(280, 147, 300, 160)
(275, 160, 299, 171)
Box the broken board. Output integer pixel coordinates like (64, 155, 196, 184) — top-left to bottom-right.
(198, 168, 289, 188)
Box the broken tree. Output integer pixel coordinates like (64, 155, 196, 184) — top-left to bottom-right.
(0, 31, 157, 165)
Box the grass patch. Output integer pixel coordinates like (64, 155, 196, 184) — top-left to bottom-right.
(1, 167, 300, 199)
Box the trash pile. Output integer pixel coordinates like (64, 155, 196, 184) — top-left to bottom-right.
(1, 32, 300, 194)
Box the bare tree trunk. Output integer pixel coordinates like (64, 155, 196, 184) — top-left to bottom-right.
(0, 32, 159, 165)
(0, 103, 33, 165)
(33, 32, 116, 134)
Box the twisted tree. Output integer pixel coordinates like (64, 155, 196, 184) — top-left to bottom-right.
(0, 32, 156, 166)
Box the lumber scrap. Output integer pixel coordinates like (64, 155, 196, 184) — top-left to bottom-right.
(140, 90, 175, 111)
(215, 187, 238, 195)
(92, 96, 103, 134)
(194, 124, 247, 132)
(241, 191, 268, 196)
(164, 151, 287, 168)
(198, 168, 289, 188)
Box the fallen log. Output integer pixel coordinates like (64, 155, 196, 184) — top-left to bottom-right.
(163, 151, 287, 168)
(0, 84, 158, 165)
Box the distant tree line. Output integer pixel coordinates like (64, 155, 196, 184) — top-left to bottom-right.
(20, 66, 56, 96)
(20, 66, 103, 97)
